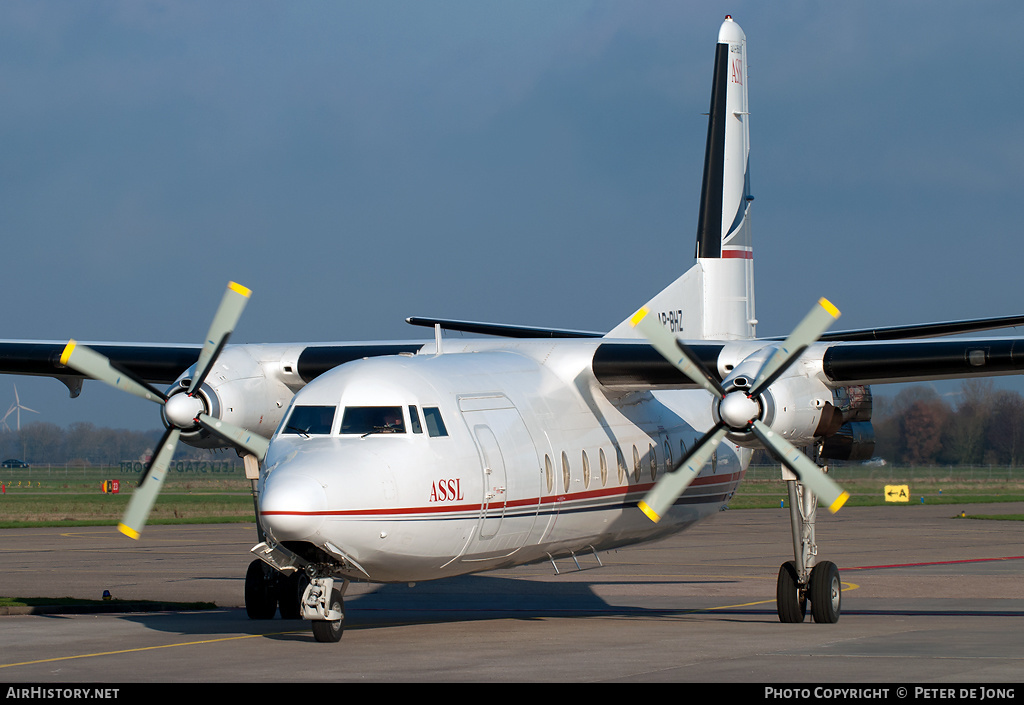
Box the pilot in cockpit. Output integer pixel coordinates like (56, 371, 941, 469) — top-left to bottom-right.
(380, 409, 404, 433)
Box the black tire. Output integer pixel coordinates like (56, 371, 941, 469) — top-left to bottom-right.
(245, 559, 278, 620)
(311, 588, 345, 643)
(776, 560, 806, 623)
(277, 571, 306, 620)
(809, 560, 841, 624)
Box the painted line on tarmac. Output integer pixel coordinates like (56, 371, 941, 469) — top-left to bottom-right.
(0, 629, 307, 670)
(674, 580, 860, 615)
(845, 556, 1024, 571)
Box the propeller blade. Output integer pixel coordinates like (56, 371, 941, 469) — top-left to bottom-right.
(638, 424, 728, 523)
(750, 419, 849, 513)
(61, 283, 267, 541)
(196, 413, 270, 461)
(629, 307, 725, 398)
(60, 341, 168, 404)
(188, 281, 251, 395)
(748, 298, 840, 398)
(118, 427, 181, 539)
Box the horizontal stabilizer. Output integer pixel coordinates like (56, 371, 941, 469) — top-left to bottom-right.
(405, 317, 601, 339)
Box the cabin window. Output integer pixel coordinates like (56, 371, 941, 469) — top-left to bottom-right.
(649, 443, 657, 481)
(340, 406, 405, 435)
(545, 454, 553, 494)
(282, 405, 336, 435)
(632, 445, 641, 483)
(408, 405, 423, 434)
(616, 446, 627, 485)
(561, 451, 571, 493)
(582, 450, 591, 489)
(664, 440, 673, 470)
(599, 448, 608, 487)
(423, 407, 448, 437)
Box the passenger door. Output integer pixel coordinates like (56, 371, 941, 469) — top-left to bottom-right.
(459, 394, 541, 557)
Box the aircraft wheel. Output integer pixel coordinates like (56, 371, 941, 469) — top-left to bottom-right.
(311, 588, 345, 643)
(245, 559, 278, 620)
(776, 561, 806, 623)
(809, 560, 841, 624)
(277, 571, 306, 620)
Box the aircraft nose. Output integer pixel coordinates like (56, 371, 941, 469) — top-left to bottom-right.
(260, 472, 328, 541)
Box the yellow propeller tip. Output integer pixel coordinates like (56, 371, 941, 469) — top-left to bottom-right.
(59, 340, 77, 366)
(638, 501, 661, 523)
(118, 523, 141, 540)
(829, 491, 850, 514)
(228, 281, 252, 298)
(629, 307, 650, 328)
(818, 297, 840, 319)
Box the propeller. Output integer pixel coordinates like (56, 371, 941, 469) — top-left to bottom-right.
(630, 299, 850, 523)
(60, 281, 269, 540)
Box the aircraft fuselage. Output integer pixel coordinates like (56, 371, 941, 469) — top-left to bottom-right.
(258, 339, 748, 583)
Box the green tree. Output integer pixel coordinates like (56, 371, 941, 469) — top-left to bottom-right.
(898, 397, 950, 466)
(941, 380, 994, 465)
(985, 389, 1024, 466)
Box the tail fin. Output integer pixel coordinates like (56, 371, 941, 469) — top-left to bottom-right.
(609, 16, 755, 341)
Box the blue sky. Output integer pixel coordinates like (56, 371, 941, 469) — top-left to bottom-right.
(3, 1, 1023, 431)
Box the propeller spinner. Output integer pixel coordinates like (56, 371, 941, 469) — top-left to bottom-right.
(60, 282, 269, 539)
(630, 299, 850, 523)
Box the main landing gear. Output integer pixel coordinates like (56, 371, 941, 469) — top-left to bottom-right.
(776, 466, 841, 624)
(244, 559, 307, 620)
(245, 545, 349, 643)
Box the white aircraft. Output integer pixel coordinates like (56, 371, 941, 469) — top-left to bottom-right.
(4, 16, 1024, 642)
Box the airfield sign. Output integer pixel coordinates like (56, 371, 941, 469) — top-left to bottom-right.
(885, 485, 910, 503)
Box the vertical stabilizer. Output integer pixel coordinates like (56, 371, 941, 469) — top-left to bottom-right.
(609, 16, 755, 341)
(697, 15, 755, 340)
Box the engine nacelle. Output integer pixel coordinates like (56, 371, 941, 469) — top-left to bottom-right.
(166, 346, 296, 449)
(713, 357, 876, 452)
(820, 421, 875, 461)
(712, 372, 835, 449)
(819, 384, 874, 461)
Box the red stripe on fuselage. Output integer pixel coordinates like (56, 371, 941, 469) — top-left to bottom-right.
(260, 470, 745, 519)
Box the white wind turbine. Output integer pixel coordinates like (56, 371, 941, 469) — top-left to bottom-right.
(2, 384, 39, 432)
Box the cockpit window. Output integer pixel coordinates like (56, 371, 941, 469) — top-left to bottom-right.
(282, 405, 336, 435)
(408, 405, 423, 434)
(423, 407, 448, 437)
(340, 406, 406, 435)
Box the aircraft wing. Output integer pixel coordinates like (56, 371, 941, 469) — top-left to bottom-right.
(592, 336, 1024, 390)
(0, 341, 203, 385)
(812, 313, 1024, 342)
(820, 338, 1024, 386)
(0, 340, 424, 388)
(408, 313, 1024, 342)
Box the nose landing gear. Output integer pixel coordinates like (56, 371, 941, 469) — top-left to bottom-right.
(245, 540, 350, 642)
(307, 581, 347, 643)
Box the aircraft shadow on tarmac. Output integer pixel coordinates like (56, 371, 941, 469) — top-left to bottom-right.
(116, 571, 754, 641)
(115, 570, 1024, 642)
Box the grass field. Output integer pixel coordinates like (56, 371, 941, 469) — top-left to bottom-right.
(0, 466, 254, 528)
(730, 464, 1024, 510)
(1, 464, 1023, 528)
